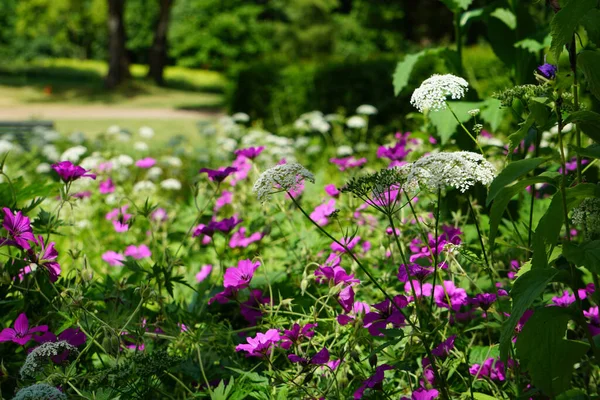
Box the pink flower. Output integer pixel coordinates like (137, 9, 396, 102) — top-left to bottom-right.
(196, 265, 212, 282)
(289, 347, 330, 365)
(151, 208, 168, 222)
(135, 157, 156, 168)
(240, 290, 269, 325)
(337, 301, 370, 325)
(235, 329, 281, 357)
(354, 364, 394, 399)
(331, 236, 361, 253)
(215, 191, 233, 211)
(363, 296, 407, 336)
(30, 235, 61, 282)
(338, 286, 355, 313)
(223, 259, 260, 289)
(310, 199, 336, 226)
(401, 388, 439, 400)
(124, 244, 152, 259)
(234, 146, 265, 160)
(106, 205, 132, 232)
(431, 335, 456, 358)
(552, 290, 576, 307)
(102, 251, 125, 266)
(433, 281, 468, 311)
(377, 132, 412, 162)
(330, 156, 367, 171)
(0, 313, 48, 345)
(404, 280, 433, 299)
(199, 166, 237, 183)
(52, 161, 96, 182)
(229, 227, 264, 248)
(1, 208, 36, 250)
(324, 184, 340, 198)
(34, 328, 86, 363)
(230, 156, 252, 186)
(280, 323, 317, 350)
(99, 178, 115, 194)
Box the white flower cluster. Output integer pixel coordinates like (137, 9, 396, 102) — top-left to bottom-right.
(20, 341, 78, 378)
(13, 383, 67, 400)
(294, 111, 330, 133)
(356, 104, 378, 115)
(346, 115, 367, 129)
(60, 145, 87, 163)
(232, 112, 250, 123)
(161, 178, 182, 190)
(253, 163, 315, 203)
(405, 151, 496, 193)
(410, 74, 469, 113)
(572, 197, 600, 240)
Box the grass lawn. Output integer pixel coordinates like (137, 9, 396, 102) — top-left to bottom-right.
(0, 58, 227, 110)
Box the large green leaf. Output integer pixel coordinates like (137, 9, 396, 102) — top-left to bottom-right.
(570, 144, 600, 159)
(507, 113, 535, 154)
(489, 176, 555, 250)
(393, 50, 429, 96)
(490, 8, 516, 30)
(565, 110, 600, 144)
(563, 241, 600, 274)
(550, 0, 597, 62)
(440, 0, 474, 11)
(516, 307, 590, 397)
(480, 98, 505, 131)
(581, 9, 600, 47)
(460, 8, 485, 27)
(487, 158, 547, 206)
(429, 101, 483, 144)
(578, 50, 600, 101)
(514, 35, 551, 55)
(499, 268, 559, 362)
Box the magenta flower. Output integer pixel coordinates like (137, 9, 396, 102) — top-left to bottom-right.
(1, 208, 36, 250)
(234, 146, 265, 160)
(470, 357, 512, 381)
(230, 156, 252, 186)
(337, 301, 370, 326)
(29, 235, 61, 282)
(124, 244, 152, 259)
(199, 166, 237, 183)
(0, 313, 48, 345)
(363, 295, 407, 336)
(404, 280, 433, 299)
(289, 347, 330, 365)
(240, 290, 269, 325)
(433, 281, 468, 311)
(397, 263, 433, 283)
(377, 132, 412, 162)
(151, 208, 168, 222)
(331, 236, 361, 253)
(584, 307, 600, 336)
(330, 156, 367, 172)
(310, 199, 337, 226)
(34, 328, 86, 363)
(235, 329, 281, 357)
(196, 265, 213, 283)
(223, 259, 260, 289)
(208, 287, 237, 305)
(315, 262, 360, 286)
(102, 250, 125, 266)
(354, 364, 394, 399)
(401, 388, 439, 400)
(324, 184, 340, 198)
(99, 178, 115, 194)
(106, 205, 132, 233)
(135, 157, 156, 168)
(215, 191, 233, 211)
(431, 335, 456, 358)
(552, 290, 576, 307)
(472, 293, 497, 311)
(214, 216, 243, 234)
(280, 323, 317, 350)
(52, 161, 96, 182)
(229, 227, 264, 248)
(338, 286, 355, 313)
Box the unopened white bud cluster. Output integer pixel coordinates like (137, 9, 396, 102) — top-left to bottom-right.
(572, 197, 600, 240)
(20, 341, 78, 379)
(253, 163, 315, 203)
(404, 151, 496, 193)
(13, 383, 67, 400)
(410, 74, 469, 113)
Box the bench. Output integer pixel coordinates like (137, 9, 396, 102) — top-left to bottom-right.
(0, 121, 55, 149)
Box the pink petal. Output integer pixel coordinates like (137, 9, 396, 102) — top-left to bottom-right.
(13, 313, 29, 335)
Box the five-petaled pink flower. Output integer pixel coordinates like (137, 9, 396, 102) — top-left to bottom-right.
(135, 158, 157, 169)
(223, 259, 260, 289)
(124, 244, 152, 259)
(0, 313, 48, 345)
(199, 167, 238, 183)
(234, 146, 265, 160)
(1, 208, 36, 250)
(34, 328, 87, 363)
(52, 161, 96, 182)
(235, 329, 281, 357)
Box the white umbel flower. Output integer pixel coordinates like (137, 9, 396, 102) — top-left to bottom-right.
(410, 74, 469, 113)
(133, 180, 156, 193)
(346, 115, 367, 129)
(232, 112, 250, 123)
(20, 341, 77, 378)
(405, 151, 496, 193)
(160, 178, 182, 190)
(139, 126, 155, 139)
(572, 198, 600, 240)
(60, 145, 87, 163)
(356, 104, 378, 115)
(13, 383, 67, 400)
(253, 163, 315, 203)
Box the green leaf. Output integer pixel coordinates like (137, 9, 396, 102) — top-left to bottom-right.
(393, 50, 429, 96)
(565, 110, 600, 144)
(557, 389, 589, 400)
(516, 307, 590, 397)
(578, 50, 600, 101)
(581, 9, 600, 47)
(480, 98, 505, 131)
(499, 268, 559, 362)
(550, 0, 597, 62)
(468, 345, 500, 364)
(473, 394, 498, 400)
(490, 8, 516, 30)
(440, 0, 474, 11)
(460, 8, 485, 27)
(514, 36, 551, 55)
(429, 101, 483, 144)
(487, 158, 547, 206)
(507, 113, 535, 154)
(570, 144, 600, 159)
(563, 241, 600, 274)
(489, 176, 555, 250)
(528, 99, 551, 127)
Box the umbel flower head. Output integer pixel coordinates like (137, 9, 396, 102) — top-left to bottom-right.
(405, 151, 496, 193)
(12, 383, 67, 400)
(20, 340, 78, 378)
(411, 74, 469, 113)
(253, 162, 315, 203)
(572, 197, 600, 240)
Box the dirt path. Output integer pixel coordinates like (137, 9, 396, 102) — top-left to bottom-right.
(0, 105, 222, 120)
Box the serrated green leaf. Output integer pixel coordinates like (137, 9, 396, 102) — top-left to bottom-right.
(491, 8, 516, 29)
(578, 50, 600, 101)
(563, 241, 600, 274)
(499, 268, 558, 362)
(480, 98, 505, 131)
(514, 36, 551, 54)
(393, 50, 429, 96)
(581, 9, 600, 47)
(487, 158, 547, 206)
(550, 0, 597, 62)
(516, 306, 589, 397)
(429, 101, 484, 144)
(565, 110, 600, 144)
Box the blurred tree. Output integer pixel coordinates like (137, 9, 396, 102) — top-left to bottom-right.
(106, 0, 130, 88)
(148, 0, 174, 85)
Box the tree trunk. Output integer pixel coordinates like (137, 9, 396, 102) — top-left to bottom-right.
(106, 0, 130, 89)
(147, 0, 173, 86)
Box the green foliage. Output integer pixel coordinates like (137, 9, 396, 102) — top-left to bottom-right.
(578, 50, 600, 102)
(516, 307, 590, 397)
(563, 240, 600, 274)
(565, 110, 600, 144)
(549, 0, 597, 62)
(487, 157, 547, 206)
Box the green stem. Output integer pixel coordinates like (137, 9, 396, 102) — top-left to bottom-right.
(570, 34, 582, 183)
(446, 102, 484, 154)
(454, 11, 463, 75)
